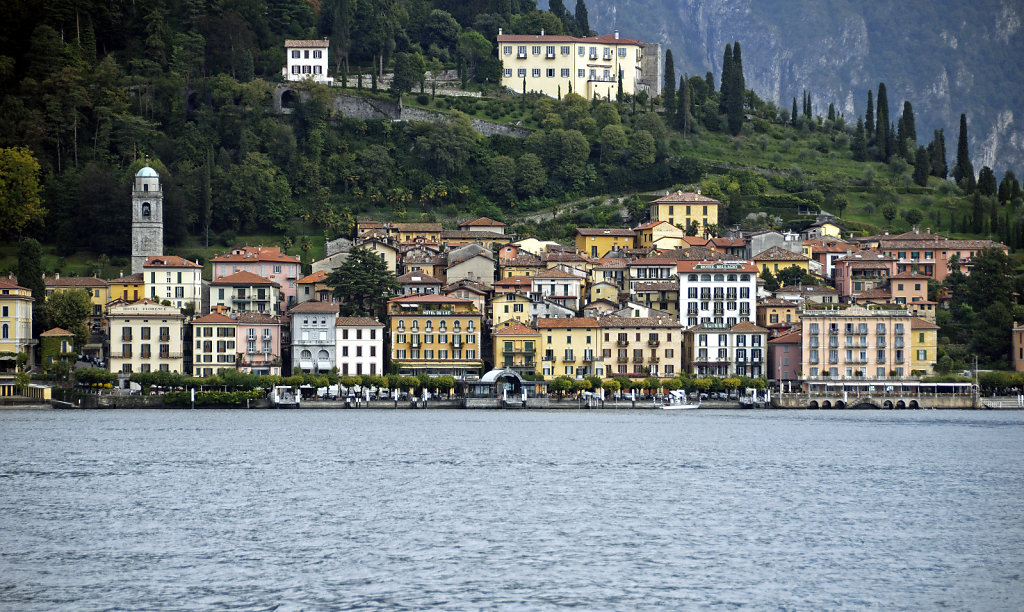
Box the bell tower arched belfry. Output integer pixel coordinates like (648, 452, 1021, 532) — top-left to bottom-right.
(131, 166, 164, 274)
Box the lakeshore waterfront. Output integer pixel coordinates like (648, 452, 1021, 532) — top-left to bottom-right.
(1, 409, 1022, 610)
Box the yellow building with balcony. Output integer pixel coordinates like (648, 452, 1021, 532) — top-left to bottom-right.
(107, 299, 185, 375)
(599, 316, 683, 378)
(493, 322, 541, 377)
(910, 317, 939, 375)
(388, 294, 482, 378)
(537, 317, 603, 380)
(574, 228, 636, 258)
(497, 30, 651, 100)
(190, 313, 238, 378)
(650, 191, 720, 235)
(0, 279, 34, 361)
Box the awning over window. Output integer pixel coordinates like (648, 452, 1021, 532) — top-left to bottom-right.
(299, 361, 314, 370)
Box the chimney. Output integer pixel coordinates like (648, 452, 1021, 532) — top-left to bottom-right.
(119, 270, 123, 278)
(614, 30, 620, 40)
(55, 273, 60, 280)
(540, 29, 544, 36)
(498, 28, 503, 36)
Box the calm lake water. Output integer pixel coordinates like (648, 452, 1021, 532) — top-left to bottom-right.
(1, 409, 1022, 610)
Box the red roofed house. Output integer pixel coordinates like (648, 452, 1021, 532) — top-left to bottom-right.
(143, 256, 203, 311)
(210, 271, 282, 315)
(235, 312, 284, 376)
(677, 260, 758, 327)
(211, 246, 302, 308)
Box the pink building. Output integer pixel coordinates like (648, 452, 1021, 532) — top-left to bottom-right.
(211, 246, 302, 308)
(234, 312, 284, 376)
(858, 229, 1008, 283)
(800, 304, 913, 381)
(832, 250, 896, 302)
(768, 328, 802, 383)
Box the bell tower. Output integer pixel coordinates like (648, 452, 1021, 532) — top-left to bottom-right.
(131, 165, 163, 274)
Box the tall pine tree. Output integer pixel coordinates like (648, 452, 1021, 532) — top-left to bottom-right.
(929, 129, 948, 178)
(875, 83, 890, 161)
(663, 49, 676, 118)
(719, 43, 732, 114)
(913, 145, 930, 186)
(851, 117, 867, 161)
(678, 74, 691, 133)
(549, 0, 574, 36)
(574, 0, 590, 36)
(791, 97, 798, 127)
(953, 113, 975, 191)
(726, 41, 745, 136)
(897, 101, 916, 159)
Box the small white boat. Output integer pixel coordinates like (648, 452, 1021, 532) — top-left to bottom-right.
(661, 390, 700, 410)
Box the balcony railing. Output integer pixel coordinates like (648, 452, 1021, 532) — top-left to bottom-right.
(649, 356, 660, 363)
(633, 356, 645, 364)
(617, 356, 629, 363)
(648, 340, 660, 347)
(563, 355, 576, 363)
(542, 354, 555, 361)
(583, 354, 597, 362)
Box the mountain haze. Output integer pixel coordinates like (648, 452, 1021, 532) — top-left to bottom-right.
(584, 0, 1023, 175)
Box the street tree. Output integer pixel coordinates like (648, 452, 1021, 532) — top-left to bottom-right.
(44, 289, 92, 348)
(0, 147, 45, 238)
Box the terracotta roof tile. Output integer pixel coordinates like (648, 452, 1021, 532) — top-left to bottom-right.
(336, 317, 382, 327)
(753, 246, 811, 261)
(212, 270, 279, 286)
(652, 191, 721, 204)
(493, 322, 540, 336)
(144, 255, 203, 268)
(537, 317, 599, 329)
(192, 313, 237, 324)
(44, 276, 108, 287)
(289, 301, 340, 313)
(40, 327, 73, 336)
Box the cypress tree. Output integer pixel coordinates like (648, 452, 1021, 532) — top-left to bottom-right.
(998, 170, 1021, 205)
(865, 90, 874, 142)
(719, 43, 733, 114)
(897, 101, 916, 159)
(791, 97, 798, 127)
(616, 70, 623, 101)
(727, 41, 745, 136)
(929, 129, 948, 178)
(977, 166, 997, 196)
(913, 145, 930, 186)
(851, 117, 867, 161)
(549, 0, 574, 35)
(954, 113, 975, 191)
(574, 0, 591, 36)
(678, 74, 691, 133)
(705, 71, 714, 93)
(875, 83, 890, 161)
(827, 103, 836, 122)
(663, 49, 676, 118)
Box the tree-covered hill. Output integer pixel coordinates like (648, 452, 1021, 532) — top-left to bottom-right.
(0, 0, 1020, 278)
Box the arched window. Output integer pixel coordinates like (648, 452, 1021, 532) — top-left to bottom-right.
(740, 274, 750, 282)
(700, 274, 711, 282)
(141, 202, 151, 217)
(1, 323, 7, 339)
(688, 274, 697, 281)
(301, 350, 312, 360)
(317, 349, 329, 360)
(727, 274, 737, 281)
(714, 274, 724, 282)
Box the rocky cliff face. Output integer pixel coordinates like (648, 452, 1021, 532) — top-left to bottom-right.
(585, 0, 1023, 175)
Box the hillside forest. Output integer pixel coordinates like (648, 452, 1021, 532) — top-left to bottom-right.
(0, 0, 1022, 268)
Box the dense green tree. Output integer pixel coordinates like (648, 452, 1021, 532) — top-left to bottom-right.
(677, 74, 692, 133)
(977, 166, 997, 197)
(415, 113, 479, 178)
(998, 170, 1021, 205)
(328, 246, 399, 319)
(574, 0, 591, 36)
(390, 52, 425, 95)
(515, 152, 547, 198)
(548, 0, 574, 35)
(791, 97, 797, 127)
(726, 41, 745, 135)
(718, 43, 732, 114)
(953, 113, 975, 191)
(875, 82, 890, 161)
(424, 9, 461, 54)
(880, 202, 898, 223)
(627, 129, 656, 171)
(851, 117, 868, 161)
(972, 301, 1012, 366)
(913, 145, 930, 187)
(897, 100, 916, 159)
(456, 31, 491, 77)
(663, 49, 676, 119)
(760, 267, 779, 291)
(487, 155, 517, 204)
(43, 289, 91, 348)
(16, 237, 46, 337)
(0, 147, 45, 238)
(929, 129, 948, 178)
(599, 124, 627, 165)
(511, 10, 564, 35)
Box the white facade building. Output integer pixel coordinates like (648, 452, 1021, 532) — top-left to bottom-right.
(678, 260, 758, 328)
(290, 301, 338, 373)
(107, 300, 185, 375)
(685, 321, 768, 378)
(283, 39, 332, 84)
(143, 256, 203, 311)
(335, 317, 384, 377)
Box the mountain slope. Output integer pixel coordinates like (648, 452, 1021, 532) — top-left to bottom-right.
(585, 0, 1023, 176)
